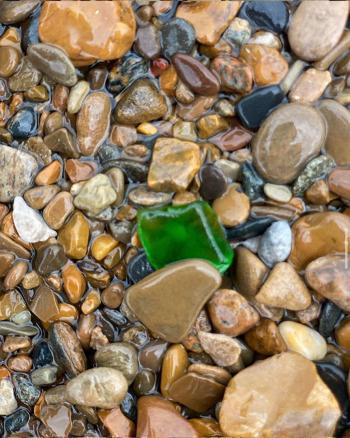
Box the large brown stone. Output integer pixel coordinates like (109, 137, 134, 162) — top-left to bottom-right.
(219, 352, 341, 437)
(176, 1, 241, 46)
(126, 259, 221, 343)
(288, 212, 350, 270)
(252, 103, 326, 184)
(39, 2, 136, 66)
(137, 396, 198, 438)
(305, 254, 350, 312)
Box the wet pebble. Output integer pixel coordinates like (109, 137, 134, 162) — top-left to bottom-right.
(0, 378, 18, 415)
(161, 18, 195, 59)
(199, 164, 227, 201)
(213, 184, 250, 227)
(135, 25, 160, 60)
(34, 243, 67, 275)
(0, 46, 21, 78)
(74, 174, 116, 216)
(13, 373, 40, 406)
(241, 161, 264, 201)
(32, 341, 53, 368)
(127, 252, 154, 284)
(239, 1, 289, 33)
(31, 366, 57, 386)
(7, 107, 37, 139)
(4, 407, 30, 434)
(8, 57, 42, 92)
(258, 220, 292, 267)
(211, 54, 253, 94)
(264, 183, 292, 203)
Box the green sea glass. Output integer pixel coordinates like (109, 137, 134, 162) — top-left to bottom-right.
(137, 200, 234, 273)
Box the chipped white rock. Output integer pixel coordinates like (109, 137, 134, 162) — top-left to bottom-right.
(258, 220, 292, 267)
(0, 379, 18, 415)
(13, 196, 56, 243)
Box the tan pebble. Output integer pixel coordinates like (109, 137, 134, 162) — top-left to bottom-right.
(264, 183, 292, 203)
(35, 161, 62, 186)
(198, 331, 242, 367)
(137, 122, 157, 136)
(98, 407, 135, 438)
(22, 271, 41, 289)
(289, 68, 332, 104)
(58, 211, 90, 260)
(101, 283, 124, 309)
(160, 344, 188, 398)
(7, 354, 32, 372)
(30, 284, 59, 323)
(3, 260, 28, 290)
(43, 191, 74, 230)
(68, 80, 90, 114)
(0, 289, 27, 320)
(91, 234, 118, 261)
(24, 85, 49, 102)
(3, 335, 31, 353)
(305, 179, 336, 205)
(62, 264, 86, 304)
(213, 185, 250, 227)
(44, 112, 63, 136)
(81, 289, 101, 315)
(109, 124, 138, 147)
(0, 46, 21, 77)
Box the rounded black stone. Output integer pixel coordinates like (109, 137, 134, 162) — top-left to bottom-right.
(241, 161, 265, 201)
(319, 301, 343, 339)
(199, 164, 227, 201)
(32, 341, 54, 368)
(226, 217, 275, 241)
(7, 107, 38, 139)
(127, 251, 154, 284)
(5, 408, 30, 434)
(161, 18, 196, 59)
(236, 85, 285, 131)
(239, 1, 289, 33)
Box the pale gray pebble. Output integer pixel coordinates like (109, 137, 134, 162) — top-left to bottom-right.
(241, 236, 261, 253)
(258, 221, 292, 267)
(31, 366, 58, 386)
(0, 321, 39, 336)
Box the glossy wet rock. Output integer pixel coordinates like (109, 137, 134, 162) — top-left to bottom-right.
(43, 192, 74, 230)
(252, 103, 326, 184)
(98, 408, 135, 438)
(258, 221, 292, 268)
(219, 352, 341, 437)
(126, 259, 221, 343)
(176, 1, 240, 46)
(0, 378, 17, 415)
(0, 46, 21, 78)
(115, 79, 167, 125)
(289, 68, 331, 104)
(289, 212, 350, 270)
(44, 128, 79, 159)
(13, 373, 40, 406)
(0, 0, 40, 24)
(160, 344, 188, 398)
(30, 285, 59, 323)
(39, 2, 136, 65)
(172, 53, 220, 96)
(8, 57, 41, 92)
(161, 18, 195, 59)
(74, 174, 116, 216)
(211, 125, 253, 152)
(137, 201, 233, 273)
(208, 289, 259, 336)
(329, 168, 350, 199)
(198, 331, 242, 368)
(256, 262, 311, 311)
(245, 319, 286, 356)
(239, 1, 289, 33)
(213, 185, 250, 227)
(65, 367, 128, 409)
(211, 54, 253, 94)
(288, 1, 349, 62)
(40, 404, 72, 438)
(135, 25, 160, 60)
(77, 92, 111, 156)
(137, 396, 198, 438)
(27, 43, 77, 86)
(7, 107, 37, 139)
(199, 164, 227, 201)
(34, 243, 67, 275)
(319, 100, 350, 165)
(13, 196, 56, 243)
(147, 137, 200, 192)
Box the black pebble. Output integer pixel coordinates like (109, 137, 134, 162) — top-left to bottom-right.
(5, 408, 30, 434)
(127, 251, 154, 284)
(7, 107, 38, 139)
(121, 392, 138, 422)
(241, 161, 265, 201)
(32, 341, 54, 368)
(226, 217, 275, 241)
(102, 308, 128, 327)
(239, 1, 289, 33)
(236, 85, 285, 131)
(161, 18, 196, 59)
(319, 301, 343, 339)
(199, 164, 227, 201)
(13, 374, 40, 407)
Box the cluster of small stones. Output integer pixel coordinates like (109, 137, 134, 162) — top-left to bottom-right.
(1, 1, 350, 437)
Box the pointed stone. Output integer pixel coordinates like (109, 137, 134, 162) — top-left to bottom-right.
(198, 331, 242, 367)
(13, 196, 56, 243)
(126, 259, 221, 343)
(255, 262, 311, 311)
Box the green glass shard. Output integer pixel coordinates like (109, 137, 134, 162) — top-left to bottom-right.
(137, 200, 234, 273)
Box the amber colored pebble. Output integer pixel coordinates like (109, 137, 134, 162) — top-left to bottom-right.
(43, 191, 74, 230)
(46, 303, 79, 327)
(91, 234, 118, 261)
(101, 283, 124, 309)
(3, 260, 28, 290)
(81, 289, 101, 315)
(58, 211, 90, 260)
(31, 284, 60, 323)
(66, 159, 97, 183)
(159, 65, 178, 96)
(35, 160, 62, 185)
(98, 408, 135, 438)
(44, 111, 63, 135)
(0, 46, 21, 78)
(52, 84, 69, 112)
(24, 185, 60, 210)
(305, 180, 336, 205)
(1, 212, 32, 250)
(244, 319, 287, 356)
(34, 393, 46, 419)
(0, 366, 10, 379)
(189, 418, 223, 437)
(3, 336, 31, 353)
(7, 354, 32, 372)
(161, 344, 188, 398)
(0, 290, 27, 321)
(335, 318, 350, 351)
(62, 264, 86, 304)
(0, 28, 21, 51)
(0, 251, 15, 277)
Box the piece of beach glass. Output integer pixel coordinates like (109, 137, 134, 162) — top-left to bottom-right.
(137, 200, 234, 273)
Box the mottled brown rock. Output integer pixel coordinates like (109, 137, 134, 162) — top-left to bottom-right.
(213, 185, 250, 227)
(66, 159, 97, 183)
(24, 185, 59, 210)
(208, 289, 259, 336)
(0, 231, 30, 259)
(289, 212, 350, 270)
(252, 103, 327, 184)
(77, 92, 111, 156)
(137, 396, 198, 438)
(256, 262, 311, 311)
(44, 128, 79, 159)
(197, 114, 229, 139)
(233, 247, 269, 298)
(305, 254, 350, 312)
(40, 404, 72, 438)
(220, 352, 341, 437)
(0, 0, 40, 24)
(198, 331, 242, 368)
(126, 259, 221, 343)
(98, 408, 135, 438)
(244, 319, 287, 356)
(211, 125, 253, 152)
(240, 44, 288, 86)
(39, 2, 136, 66)
(176, 1, 240, 46)
(289, 68, 332, 104)
(211, 54, 253, 94)
(288, 1, 349, 62)
(147, 137, 200, 192)
(177, 95, 216, 121)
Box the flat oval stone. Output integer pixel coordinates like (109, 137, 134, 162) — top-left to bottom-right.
(77, 92, 111, 156)
(39, 2, 136, 66)
(161, 18, 195, 60)
(239, 1, 289, 33)
(289, 212, 350, 271)
(288, 1, 349, 62)
(27, 43, 77, 86)
(219, 352, 341, 437)
(319, 99, 350, 165)
(65, 367, 128, 409)
(252, 103, 326, 184)
(126, 259, 221, 343)
(172, 54, 220, 96)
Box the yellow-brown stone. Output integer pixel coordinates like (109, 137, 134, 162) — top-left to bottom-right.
(91, 234, 118, 261)
(148, 137, 201, 193)
(58, 211, 90, 260)
(197, 114, 229, 139)
(62, 264, 86, 304)
(161, 344, 188, 399)
(213, 185, 250, 227)
(39, 2, 136, 66)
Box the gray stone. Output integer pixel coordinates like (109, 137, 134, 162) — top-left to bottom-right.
(0, 379, 17, 415)
(13, 374, 40, 406)
(258, 221, 292, 268)
(31, 366, 58, 386)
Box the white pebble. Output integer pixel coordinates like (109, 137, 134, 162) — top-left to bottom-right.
(264, 183, 292, 203)
(258, 220, 292, 267)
